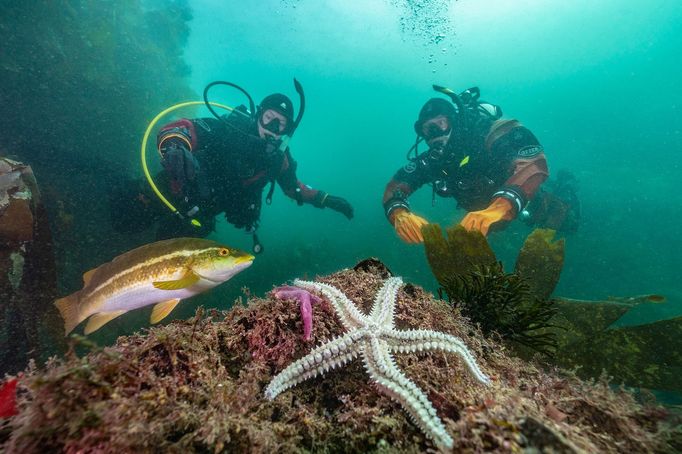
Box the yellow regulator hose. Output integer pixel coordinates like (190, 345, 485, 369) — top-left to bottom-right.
(141, 101, 233, 227)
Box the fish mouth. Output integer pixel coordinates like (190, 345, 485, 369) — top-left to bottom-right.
(195, 257, 254, 283)
(234, 254, 255, 265)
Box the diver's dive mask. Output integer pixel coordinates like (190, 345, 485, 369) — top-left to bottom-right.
(259, 110, 288, 136)
(422, 122, 452, 142)
(420, 115, 452, 148)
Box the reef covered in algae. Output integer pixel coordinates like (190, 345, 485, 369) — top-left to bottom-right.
(1, 263, 679, 453)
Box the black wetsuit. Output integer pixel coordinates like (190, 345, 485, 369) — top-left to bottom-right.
(112, 108, 327, 240)
(383, 114, 549, 222)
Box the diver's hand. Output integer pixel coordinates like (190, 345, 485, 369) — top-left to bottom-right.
(324, 195, 354, 219)
(391, 208, 429, 243)
(161, 141, 198, 192)
(460, 197, 514, 236)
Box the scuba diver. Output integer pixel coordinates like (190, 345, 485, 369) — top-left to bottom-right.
(383, 85, 577, 243)
(111, 81, 354, 252)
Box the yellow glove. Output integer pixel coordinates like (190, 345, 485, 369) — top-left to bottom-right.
(391, 208, 429, 244)
(460, 197, 515, 236)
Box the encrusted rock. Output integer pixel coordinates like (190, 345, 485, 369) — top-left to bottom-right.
(0, 157, 64, 375)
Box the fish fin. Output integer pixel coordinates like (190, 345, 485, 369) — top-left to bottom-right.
(84, 310, 127, 335)
(82, 268, 97, 286)
(152, 269, 200, 290)
(150, 298, 181, 324)
(54, 293, 82, 336)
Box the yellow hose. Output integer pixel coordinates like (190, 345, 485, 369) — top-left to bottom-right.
(141, 101, 233, 227)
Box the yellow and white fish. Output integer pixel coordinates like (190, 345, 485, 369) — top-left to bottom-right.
(54, 238, 254, 335)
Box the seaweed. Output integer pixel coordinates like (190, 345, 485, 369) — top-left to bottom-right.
(424, 224, 559, 354)
(423, 223, 682, 393)
(0, 265, 675, 453)
(442, 263, 559, 354)
(422, 223, 496, 285)
(515, 228, 565, 301)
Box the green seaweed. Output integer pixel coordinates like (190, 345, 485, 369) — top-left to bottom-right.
(441, 263, 559, 353)
(528, 299, 682, 392)
(514, 228, 565, 301)
(422, 224, 496, 284)
(424, 224, 559, 354)
(423, 223, 682, 393)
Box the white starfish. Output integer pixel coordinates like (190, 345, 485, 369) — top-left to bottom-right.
(264, 277, 490, 451)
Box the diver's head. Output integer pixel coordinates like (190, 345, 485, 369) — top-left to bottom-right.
(257, 93, 294, 140)
(414, 98, 457, 148)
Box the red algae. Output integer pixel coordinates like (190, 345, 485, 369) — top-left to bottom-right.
(1, 264, 678, 453)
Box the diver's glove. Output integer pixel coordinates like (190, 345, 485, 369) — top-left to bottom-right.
(460, 197, 514, 236)
(323, 195, 354, 219)
(161, 141, 199, 193)
(391, 208, 429, 244)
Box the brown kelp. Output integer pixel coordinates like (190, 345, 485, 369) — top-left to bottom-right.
(1, 264, 677, 452)
(423, 223, 682, 393)
(423, 224, 560, 354)
(514, 229, 565, 301)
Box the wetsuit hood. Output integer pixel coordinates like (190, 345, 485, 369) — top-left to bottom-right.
(258, 93, 295, 134)
(414, 98, 457, 137)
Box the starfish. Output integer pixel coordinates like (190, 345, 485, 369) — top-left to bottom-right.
(265, 277, 490, 451)
(272, 285, 322, 341)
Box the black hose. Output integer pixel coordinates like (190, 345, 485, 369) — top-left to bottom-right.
(291, 78, 305, 134)
(203, 81, 256, 122)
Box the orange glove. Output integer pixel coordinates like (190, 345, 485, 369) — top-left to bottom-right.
(391, 208, 429, 244)
(460, 197, 515, 236)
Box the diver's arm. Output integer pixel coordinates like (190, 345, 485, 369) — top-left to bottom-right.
(488, 122, 549, 216)
(276, 150, 322, 204)
(156, 119, 199, 195)
(382, 160, 431, 223)
(460, 122, 549, 236)
(494, 153, 549, 215)
(277, 150, 354, 219)
(382, 165, 431, 243)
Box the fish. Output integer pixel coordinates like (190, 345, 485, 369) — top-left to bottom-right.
(54, 237, 254, 335)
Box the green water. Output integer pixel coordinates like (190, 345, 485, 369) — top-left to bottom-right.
(2, 0, 681, 337)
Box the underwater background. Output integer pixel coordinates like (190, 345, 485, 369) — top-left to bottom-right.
(1, 0, 681, 343)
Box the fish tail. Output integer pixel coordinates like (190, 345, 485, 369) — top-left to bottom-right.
(54, 293, 82, 335)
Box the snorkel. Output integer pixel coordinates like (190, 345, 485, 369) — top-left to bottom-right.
(278, 78, 305, 152)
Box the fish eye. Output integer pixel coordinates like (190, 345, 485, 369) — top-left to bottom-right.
(218, 248, 230, 256)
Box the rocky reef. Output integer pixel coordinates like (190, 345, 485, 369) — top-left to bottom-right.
(0, 157, 64, 376)
(1, 263, 678, 453)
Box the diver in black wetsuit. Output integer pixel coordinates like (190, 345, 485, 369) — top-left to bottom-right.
(383, 86, 577, 243)
(111, 89, 353, 252)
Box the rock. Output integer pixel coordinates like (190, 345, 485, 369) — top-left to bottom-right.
(0, 157, 64, 375)
(1, 266, 676, 453)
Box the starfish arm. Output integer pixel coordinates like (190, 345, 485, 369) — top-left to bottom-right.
(363, 337, 454, 451)
(384, 329, 491, 386)
(293, 279, 369, 330)
(264, 331, 362, 400)
(369, 276, 403, 329)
